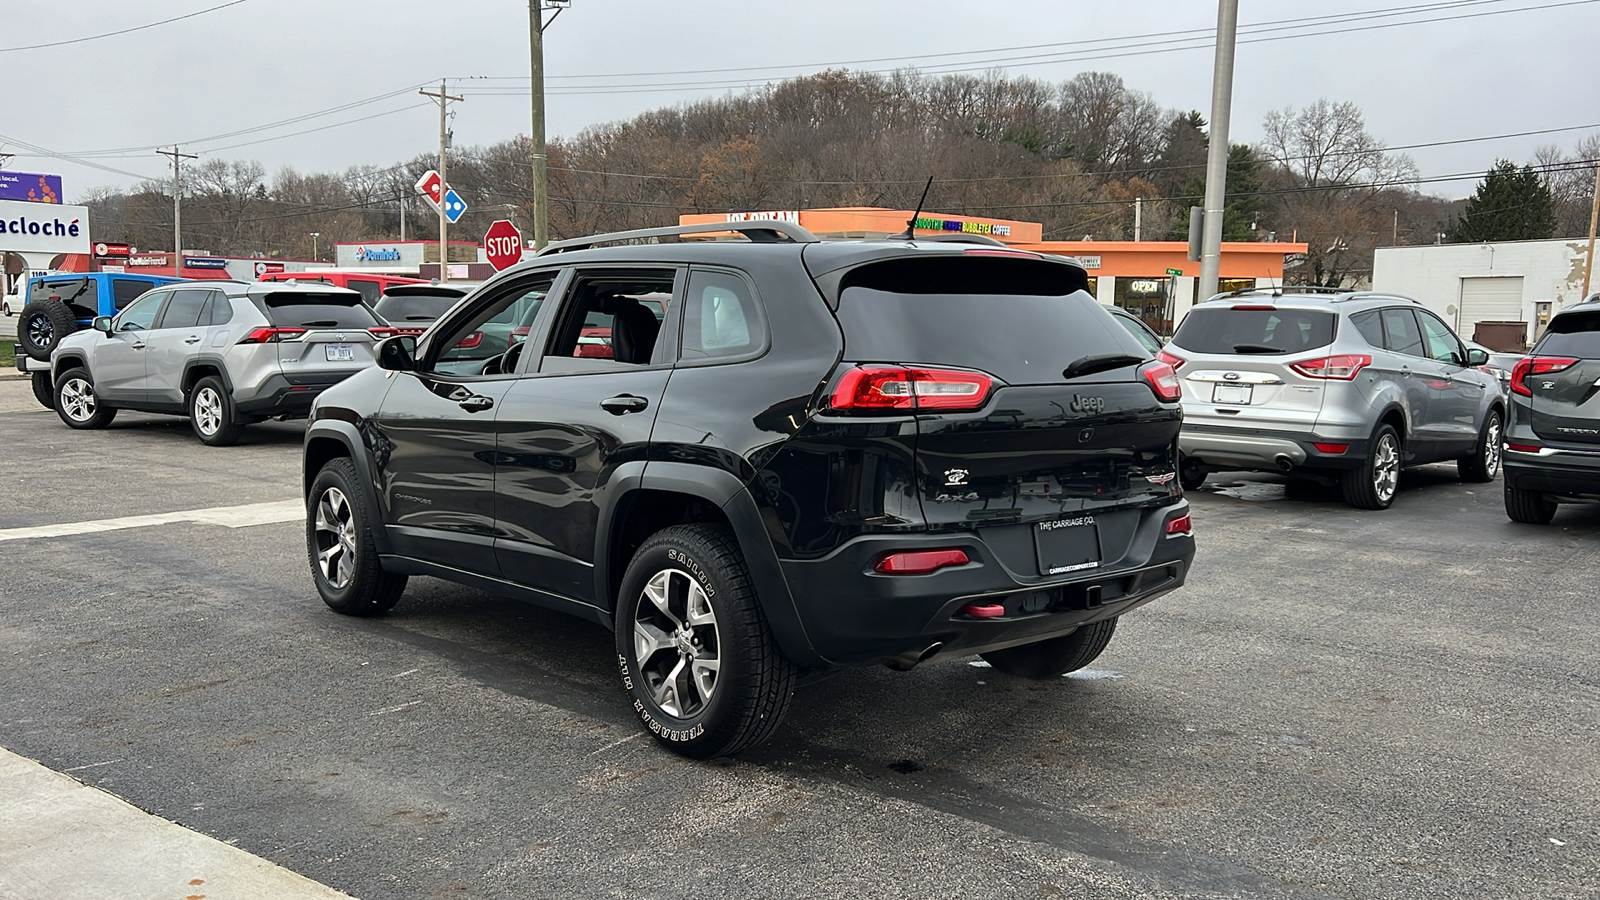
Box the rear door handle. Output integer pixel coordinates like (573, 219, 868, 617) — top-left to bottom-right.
(184, 335, 201, 344)
(458, 395, 494, 412)
(131, 343, 146, 350)
(600, 394, 649, 415)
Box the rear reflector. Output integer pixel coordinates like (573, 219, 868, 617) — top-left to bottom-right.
(1140, 360, 1182, 402)
(874, 548, 970, 575)
(1291, 354, 1371, 380)
(958, 602, 1007, 618)
(238, 326, 308, 344)
(831, 365, 994, 413)
(1165, 513, 1193, 536)
(1506, 442, 1543, 453)
(1312, 442, 1349, 454)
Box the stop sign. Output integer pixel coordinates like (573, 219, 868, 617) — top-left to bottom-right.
(484, 219, 524, 271)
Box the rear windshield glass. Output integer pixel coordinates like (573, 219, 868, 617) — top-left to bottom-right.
(835, 258, 1139, 386)
(262, 292, 378, 329)
(1172, 307, 1337, 355)
(374, 292, 461, 323)
(1537, 310, 1600, 358)
(31, 277, 98, 308)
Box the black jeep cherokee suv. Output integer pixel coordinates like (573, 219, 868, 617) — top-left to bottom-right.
(301, 220, 1196, 757)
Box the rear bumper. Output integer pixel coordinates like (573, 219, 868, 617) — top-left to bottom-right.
(1504, 446, 1600, 499)
(1180, 423, 1369, 471)
(776, 500, 1195, 666)
(235, 371, 359, 417)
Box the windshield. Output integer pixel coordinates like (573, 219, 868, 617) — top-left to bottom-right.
(1171, 307, 1337, 355)
(374, 292, 461, 323)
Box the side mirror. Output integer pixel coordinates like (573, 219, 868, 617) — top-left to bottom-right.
(376, 334, 418, 372)
(93, 316, 113, 335)
(1466, 348, 1489, 367)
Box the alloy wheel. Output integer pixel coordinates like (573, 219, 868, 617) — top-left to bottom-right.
(1484, 416, 1502, 478)
(633, 568, 721, 718)
(193, 386, 223, 435)
(313, 487, 358, 589)
(59, 377, 96, 423)
(1373, 434, 1400, 503)
(26, 315, 52, 348)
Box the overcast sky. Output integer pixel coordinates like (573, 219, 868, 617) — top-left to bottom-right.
(5, 0, 1597, 205)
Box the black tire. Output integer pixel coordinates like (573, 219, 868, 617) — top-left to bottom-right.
(30, 371, 54, 410)
(53, 368, 117, 429)
(188, 375, 245, 446)
(1504, 482, 1558, 525)
(614, 524, 796, 759)
(1341, 423, 1401, 510)
(980, 618, 1118, 679)
(1457, 409, 1502, 483)
(307, 458, 407, 616)
(17, 300, 77, 361)
(1179, 455, 1206, 492)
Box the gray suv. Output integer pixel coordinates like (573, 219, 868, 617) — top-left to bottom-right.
(48, 281, 386, 445)
(1164, 287, 1504, 509)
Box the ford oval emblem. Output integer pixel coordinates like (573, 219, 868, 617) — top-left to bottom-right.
(1223, 372, 1241, 381)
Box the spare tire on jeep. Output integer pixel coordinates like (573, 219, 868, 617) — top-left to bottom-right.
(17, 300, 78, 361)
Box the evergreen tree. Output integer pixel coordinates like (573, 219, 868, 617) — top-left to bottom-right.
(1451, 160, 1556, 242)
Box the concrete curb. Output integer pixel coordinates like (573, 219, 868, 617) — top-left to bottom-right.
(0, 748, 356, 900)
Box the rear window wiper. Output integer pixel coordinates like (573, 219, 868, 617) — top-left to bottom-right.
(1063, 352, 1145, 379)
(1232, 343, 1283, 354)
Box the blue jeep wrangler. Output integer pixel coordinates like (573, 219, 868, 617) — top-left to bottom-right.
(16, 272, 182, 408)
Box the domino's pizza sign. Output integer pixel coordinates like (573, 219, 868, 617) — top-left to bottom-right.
(0, 199, 90, 254)
(355, 245, 402, 262)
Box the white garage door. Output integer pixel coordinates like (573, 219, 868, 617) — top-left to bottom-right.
(1458, 276, 1524, 339)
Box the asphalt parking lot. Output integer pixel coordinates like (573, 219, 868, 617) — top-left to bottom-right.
(2, 374, 1596, 900)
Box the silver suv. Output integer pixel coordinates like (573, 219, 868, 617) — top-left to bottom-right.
(1163, 287, 1504, 509)
(48, 281, 386, 445)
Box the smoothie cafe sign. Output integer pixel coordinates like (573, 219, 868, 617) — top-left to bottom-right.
(0, 199, 90, 254)
(913, 216, 1011, 238)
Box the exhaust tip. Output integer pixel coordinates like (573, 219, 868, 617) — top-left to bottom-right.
(884, 642, 944, 672)
(1274, 455, 1295, 473)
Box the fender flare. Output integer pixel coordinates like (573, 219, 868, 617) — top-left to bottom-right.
(595, 461, 824, 669)
(51, 352, 89, 380)
(180, 357, 235, 397)
(302, 419, 392, 554)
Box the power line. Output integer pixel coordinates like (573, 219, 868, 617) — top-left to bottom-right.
(0, 1, 253, 53)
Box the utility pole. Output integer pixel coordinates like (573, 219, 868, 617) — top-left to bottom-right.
(1134, 197, 1143, 242)
(420, 81, 463, 280)
(156, 146, 198, 273)
(399, 195, 407, 242)
(1583, 164, 1600, 299)
(1196, 0, 1239, 301)
(529, 2, 562, 250)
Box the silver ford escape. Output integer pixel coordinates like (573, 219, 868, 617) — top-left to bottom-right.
(1162, 287, 1505, 509)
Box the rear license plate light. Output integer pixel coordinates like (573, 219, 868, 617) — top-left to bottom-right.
(325, 343, 355, 361)
(1035, 516, 1101, 576)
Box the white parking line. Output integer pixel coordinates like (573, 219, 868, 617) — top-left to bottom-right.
(0, 499, 303, 543)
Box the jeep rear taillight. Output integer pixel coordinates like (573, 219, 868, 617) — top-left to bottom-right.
(1510, 356, 1577, 397)
(238, 326, 308, 344)
(829, 365, 994, 413)
(1139, 360, 1182, 402)
(1290, 354, 1370, 380)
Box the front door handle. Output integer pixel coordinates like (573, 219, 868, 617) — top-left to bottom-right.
(184, 335, 201, 344)
(131, 343, 146, 350)
(458, 395, 494, 412)
(600, 394, 649, 415)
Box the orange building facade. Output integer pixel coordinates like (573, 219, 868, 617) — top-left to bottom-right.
(681, 207, 1308, 334)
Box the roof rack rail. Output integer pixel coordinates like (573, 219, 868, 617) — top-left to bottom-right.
(1333, 291, 1418, 304)
(536, 220, 819, 256)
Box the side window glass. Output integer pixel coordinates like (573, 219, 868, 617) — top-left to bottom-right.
(346, 279, 381, 305)
(430, 273, 556, 376)
(1418, 312, 1463, 365)
(208, 293, 234, 325)
(541, 268, 677, 372)
(1349, 310, 1384, 348)
(111, 278, 153, 310)
(154, 288, 210, 329)
(116, 292, 166, 332)
(682, 269, 761, 361)
(1381, 308, 1425, 357)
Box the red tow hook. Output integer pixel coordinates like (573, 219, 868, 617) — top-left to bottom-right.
(959, 602, 1006, 618)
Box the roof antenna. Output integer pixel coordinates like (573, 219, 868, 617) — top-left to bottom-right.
(893, 176, 935, 240)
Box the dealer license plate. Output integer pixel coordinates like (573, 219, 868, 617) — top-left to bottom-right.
(1212, 383, 1253, 405)
(325, 343, 355, 361)
(1035, 516, 1101, 576)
